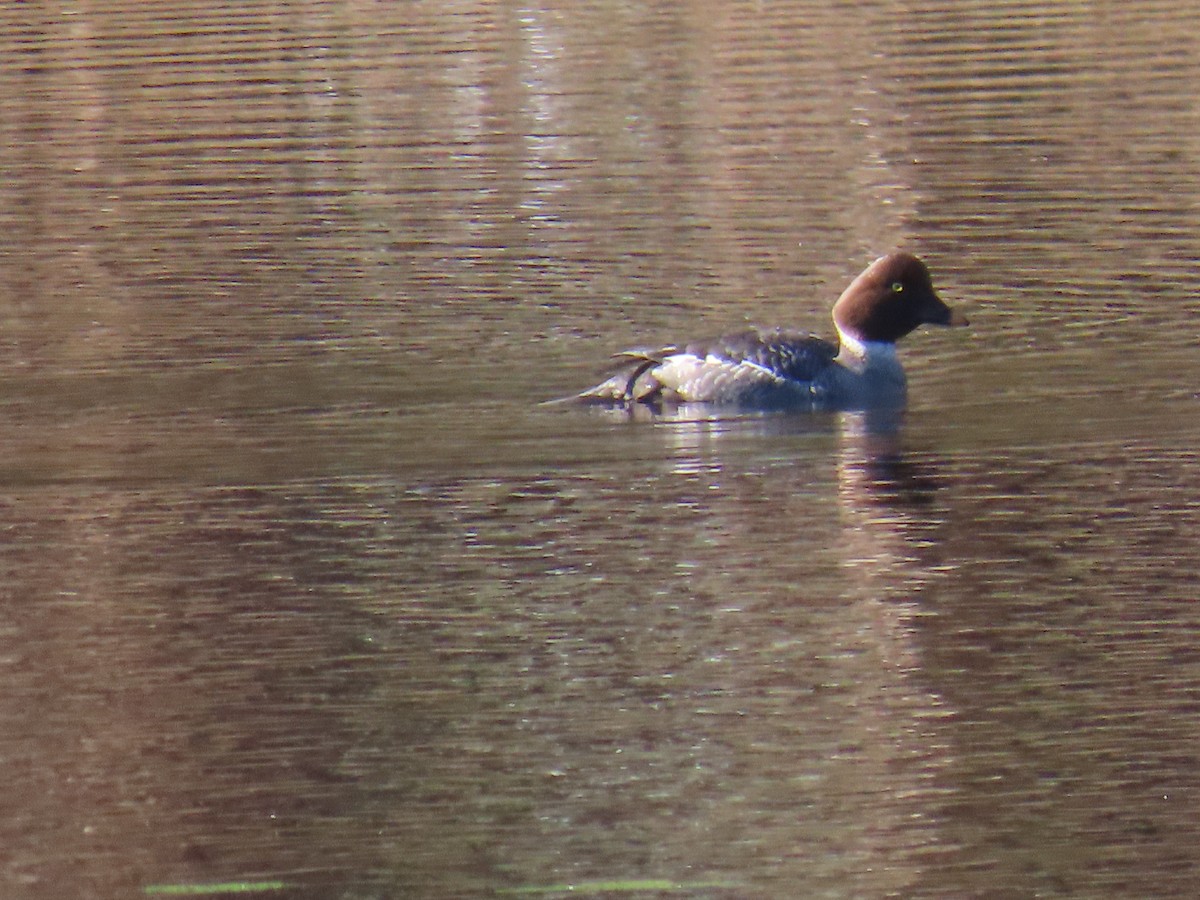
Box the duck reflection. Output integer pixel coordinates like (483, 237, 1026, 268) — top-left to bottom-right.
(552, 403, 959, 893)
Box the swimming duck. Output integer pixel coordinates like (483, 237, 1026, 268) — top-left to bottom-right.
(573, 253, 967, 410)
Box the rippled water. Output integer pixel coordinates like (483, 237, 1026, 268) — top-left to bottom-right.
(3, 2, 1200, 898)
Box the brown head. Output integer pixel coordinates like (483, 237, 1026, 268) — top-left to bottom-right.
(832, 253, 968, 344)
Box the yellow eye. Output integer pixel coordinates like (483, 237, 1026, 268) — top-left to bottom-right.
(891, 281, 904, 293)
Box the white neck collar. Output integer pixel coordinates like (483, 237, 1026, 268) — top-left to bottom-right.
(836, 327, 899, 371)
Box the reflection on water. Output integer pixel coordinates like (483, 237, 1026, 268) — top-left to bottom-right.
(8, 419, 1200, 896)
(3, 0, 1200, 897)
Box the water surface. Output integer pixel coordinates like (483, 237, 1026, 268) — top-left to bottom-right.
(2, 2, 1200, 898)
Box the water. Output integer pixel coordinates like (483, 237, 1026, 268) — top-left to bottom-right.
(2, 1, 1200, 898)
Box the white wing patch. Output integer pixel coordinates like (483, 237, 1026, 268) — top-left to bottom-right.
(652, 352, 811, 404)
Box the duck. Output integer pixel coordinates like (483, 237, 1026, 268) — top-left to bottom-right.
(572, 253, 967, 411)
